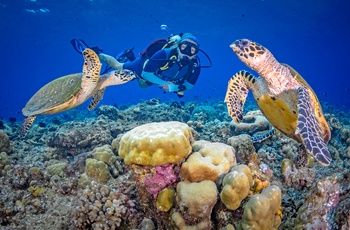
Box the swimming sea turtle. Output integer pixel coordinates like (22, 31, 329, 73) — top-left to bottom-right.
(225, 39, 331, 166)
(20, 48, 136, 137)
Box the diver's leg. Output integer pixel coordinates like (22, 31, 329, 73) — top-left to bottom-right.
(98, 53, 124, 70)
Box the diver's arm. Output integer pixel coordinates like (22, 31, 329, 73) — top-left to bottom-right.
(141, 71, 169, 85)
(169, 67, 200, 92)
(167, 81, 194, 92)
(98, 53, 123, 70)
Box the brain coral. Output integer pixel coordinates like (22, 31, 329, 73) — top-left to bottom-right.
(118, 121, 194, 166)
(180, 140, 236, 182)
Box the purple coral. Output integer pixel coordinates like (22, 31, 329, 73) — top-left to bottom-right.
(143, 164, 177, 197)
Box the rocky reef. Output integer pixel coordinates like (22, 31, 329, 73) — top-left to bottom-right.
(0, 98, 349, 229)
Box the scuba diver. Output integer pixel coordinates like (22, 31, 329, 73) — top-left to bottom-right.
(71, 33, 211, 98)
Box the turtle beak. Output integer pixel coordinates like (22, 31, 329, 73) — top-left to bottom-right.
(230, 39, 250, 54)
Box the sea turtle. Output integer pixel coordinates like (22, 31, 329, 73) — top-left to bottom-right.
(225, 39, 331, 166)
(20, 48, 136, 137)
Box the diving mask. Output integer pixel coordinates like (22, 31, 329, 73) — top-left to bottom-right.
(178, 41, 199, 56)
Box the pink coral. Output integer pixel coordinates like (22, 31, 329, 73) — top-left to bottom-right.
(143, 164, 177, 197)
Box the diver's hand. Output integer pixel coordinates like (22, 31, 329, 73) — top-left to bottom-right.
(176, 91, 184, 98)
(159, 84, 169, 91)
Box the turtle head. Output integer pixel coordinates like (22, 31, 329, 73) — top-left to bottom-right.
(230, 39, 269, 70)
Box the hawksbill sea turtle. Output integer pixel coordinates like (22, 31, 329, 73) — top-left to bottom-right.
(225, 38, 331, 166)
(20, 48, 136, 138)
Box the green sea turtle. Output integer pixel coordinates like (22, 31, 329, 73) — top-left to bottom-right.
(20, 48, 136, 137)
(225, 39, 331, 166)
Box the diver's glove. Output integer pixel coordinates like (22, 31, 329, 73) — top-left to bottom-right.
(176, 91, 184, 98)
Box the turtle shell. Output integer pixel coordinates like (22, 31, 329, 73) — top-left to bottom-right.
(22, 73, 83, 116)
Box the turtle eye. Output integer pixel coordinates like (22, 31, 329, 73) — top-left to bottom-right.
(242, 40, 249, 46)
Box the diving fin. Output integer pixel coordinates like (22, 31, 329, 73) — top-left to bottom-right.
(70, 38, 89, 54)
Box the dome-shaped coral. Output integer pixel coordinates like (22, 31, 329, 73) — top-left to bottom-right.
(118, 121, 194, 166)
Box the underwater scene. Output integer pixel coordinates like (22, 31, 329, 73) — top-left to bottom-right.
(1, 0, 350, 229)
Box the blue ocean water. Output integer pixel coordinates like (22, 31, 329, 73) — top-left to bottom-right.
(0, 0, 349, 120)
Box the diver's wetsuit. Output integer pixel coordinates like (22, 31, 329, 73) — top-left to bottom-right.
(123, 48, 200, 92)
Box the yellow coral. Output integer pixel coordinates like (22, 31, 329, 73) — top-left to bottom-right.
(156, 188, 175, 212)
(241, 185, 282, 230)
(118, 121, 194, 166)
(180, 140, 236, 182)
(220, 164, 252, 210)
(252, 178, 270, 194)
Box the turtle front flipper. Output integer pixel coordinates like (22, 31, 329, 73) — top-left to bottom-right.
(81, 48, 102, 96)
(225, 70, 257, 123)
(252, 128, 277, 143)
(296, 87, 332, 166)
(20, 116, 36, 138)
(88, 88, 106, 110)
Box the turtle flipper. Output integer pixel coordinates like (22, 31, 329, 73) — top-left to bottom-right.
(104, 69, 137, 85)
(81, 48, 102, 95)
(20, 116, 36, 138)
(88, 88, 106, 110)
(252, 128, 277, 143)
(296, 87, 332, 166)
(225, 70, 257, 123)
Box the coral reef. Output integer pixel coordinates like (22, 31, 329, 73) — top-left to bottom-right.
(0, 130, 12, 153)
(72, 179, 140, 229)
(1, 98, 350, 229)
(294, 176, 341, 229)
(281, 159, 316, 188)
(227, 134, 256, 163)
(48, 117, 114, 155)
(190, 105, 219, 122)
(0, 152, 10, 176)
(95, 105, 119, 120)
